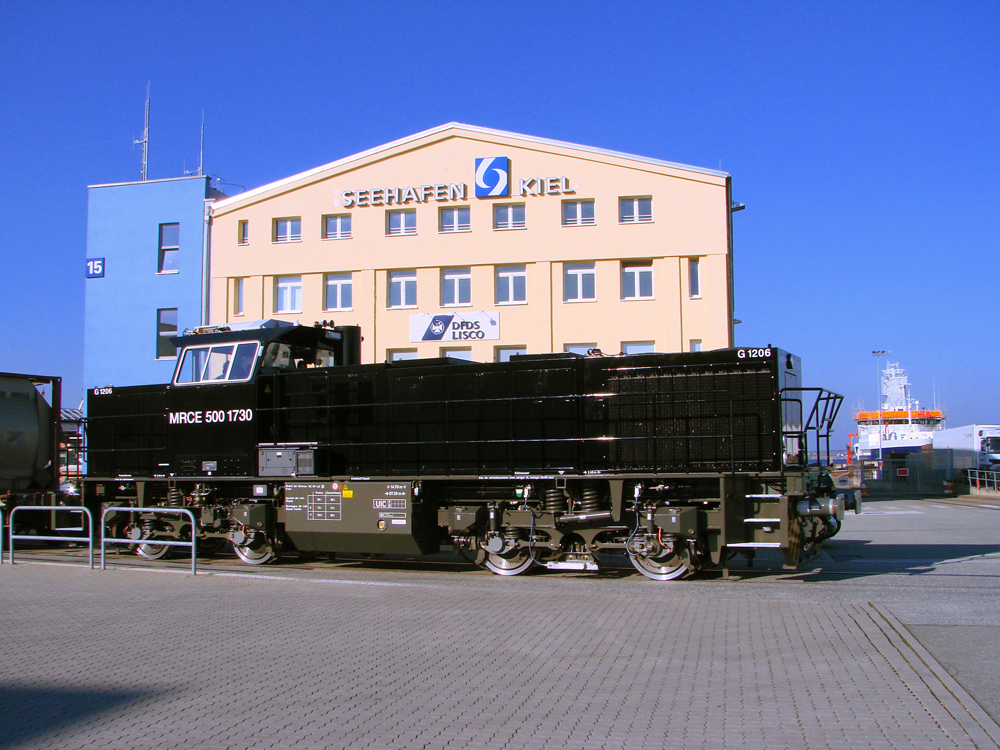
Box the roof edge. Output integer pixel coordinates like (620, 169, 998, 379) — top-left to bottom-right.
(211, 122, 729, 211)
(88, 174, 212, 190)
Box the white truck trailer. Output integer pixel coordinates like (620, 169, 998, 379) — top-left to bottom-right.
(932, 424, 1000, 470)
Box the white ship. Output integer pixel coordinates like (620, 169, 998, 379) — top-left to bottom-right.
(852, 361, 945, 460)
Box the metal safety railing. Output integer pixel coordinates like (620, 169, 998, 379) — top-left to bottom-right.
(6, 505, 94, 568)
(968, 469, 1000, 494)
(101, 507, 198, 575)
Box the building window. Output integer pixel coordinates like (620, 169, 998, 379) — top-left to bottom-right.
(387, 349, 417, 362)
(622, 342, 655, 355)
(565, 343, 596, 356)
(495, 346, 527, 362)
(158, 223, 179, 273)
(388, 270, 417, 308)
(238, 220, 249, 245)
(233, 278, 245, 316)
(439, 206, 470, 233)
(441, 267, 471, 306)
(619, 197, 653, 223)
(324, 273, 353, 310)
(495, 265, 527, 304)
(563, 262, 596, 302)
(562, 200, 595, 226)
(621, 261, 653, 300)
(156, 308, 178, 359)
(274, 218, 301, 243)
(387, 209, 417, 236)
(689, 258, 701, 298)
(275, 275, 302, 313)
(690, 340, 702, 352)
(441, 347, 473, 360)
(493, 203, 525, 230)
(323, 214, 351, 240)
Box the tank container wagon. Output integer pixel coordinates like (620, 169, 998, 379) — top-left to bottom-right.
(82, 321, 855, 580)
(0, 372, 71, 536)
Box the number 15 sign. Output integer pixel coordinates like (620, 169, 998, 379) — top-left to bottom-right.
(86, 258, 105, 278)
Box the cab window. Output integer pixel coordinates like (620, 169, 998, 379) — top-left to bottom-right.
(174, 342, 259, 385)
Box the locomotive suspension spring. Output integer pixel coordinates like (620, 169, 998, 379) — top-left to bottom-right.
(541, 487, 568, 514)
(576, 481, 607, 514)
(503, 528, 522, 545)
(167, 487, 183, 506)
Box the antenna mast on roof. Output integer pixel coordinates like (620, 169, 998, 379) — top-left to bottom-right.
(134, 83, 150, 181)
(198, 109, 204, 176)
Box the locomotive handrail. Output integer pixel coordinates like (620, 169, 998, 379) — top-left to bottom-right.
(780, 387, 844, 468)
(100, 506, 198, 575)
(7, 505, 94, 569)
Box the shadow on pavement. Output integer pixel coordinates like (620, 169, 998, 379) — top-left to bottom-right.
(0, 684, 169, 750)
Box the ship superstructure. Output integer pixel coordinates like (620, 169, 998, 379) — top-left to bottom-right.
(853, 361, 945, 460)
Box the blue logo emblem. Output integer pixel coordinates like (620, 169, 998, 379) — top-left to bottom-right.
(475, 157, 510, 197)
(422, 315, 454, 341)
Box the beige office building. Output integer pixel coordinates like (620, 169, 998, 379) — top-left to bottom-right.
(208, 123, 737, 363)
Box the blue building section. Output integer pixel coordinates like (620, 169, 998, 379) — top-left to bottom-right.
(84, 175, 225, 388)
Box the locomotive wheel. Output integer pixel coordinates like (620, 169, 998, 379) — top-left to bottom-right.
(137, 542, 171, 560)
(233, 541, 275, 565)
(629, 551, 690, 581)
(483, 547, 535, 576)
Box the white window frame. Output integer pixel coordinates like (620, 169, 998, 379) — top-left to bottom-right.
(622, 341, 655, 355)
(158, 223, 179, 274)
(619, 196, 653, 224)
(156, 308, 178, 359)
(564, 343, 597, 356)
(440, 347, 473, 360)
(495, 346, 527, 362)
(495, 265, 527, 305)
(493, 203, 525, 230)
(690, 339, 702, 352)
(621, 261, 654, 300)
(274, 275, 302, 313)
(563, 262, 596, 302)
(562, 199, 595, 227)
(387, 209, 417, 236)
(274, 217, 301, 243)
(387, 349, 418, 362)
(322, 214, 352, 240)
(388, 270, 417, 308)
(233, 278, 245, 316)
(441, 267, 472, 306)
(238, 220, 249, 245)
(324, 273, 353, 311)
(688, 258, 701, 298)
(439, 206, 471, 233)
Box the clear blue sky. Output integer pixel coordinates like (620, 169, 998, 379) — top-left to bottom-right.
(2, 1, 997, 448)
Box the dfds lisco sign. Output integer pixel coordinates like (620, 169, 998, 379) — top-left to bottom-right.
(410, 312, 500, 342)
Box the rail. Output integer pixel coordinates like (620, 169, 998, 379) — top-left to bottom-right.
(6, 505, 94, 568)
(100, 507, 198, 575)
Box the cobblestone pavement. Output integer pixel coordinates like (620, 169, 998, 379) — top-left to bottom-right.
(2, 557, 998, 750)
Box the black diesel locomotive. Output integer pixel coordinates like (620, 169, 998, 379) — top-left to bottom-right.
(84, 321, 854, 580)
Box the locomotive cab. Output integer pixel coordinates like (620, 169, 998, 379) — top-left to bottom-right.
(163, 321, 361, 478)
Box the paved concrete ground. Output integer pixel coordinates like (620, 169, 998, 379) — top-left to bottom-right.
(1, 495, 999, 750)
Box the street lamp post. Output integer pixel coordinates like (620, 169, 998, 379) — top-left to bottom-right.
(872, 350, 889, 473)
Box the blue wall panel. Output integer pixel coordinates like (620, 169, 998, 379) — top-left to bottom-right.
(84, 176, 214, 388)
